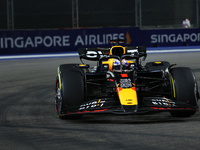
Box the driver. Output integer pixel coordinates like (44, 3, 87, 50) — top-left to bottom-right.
(111, 59, 129, 70)
(97, 46, 135, 71)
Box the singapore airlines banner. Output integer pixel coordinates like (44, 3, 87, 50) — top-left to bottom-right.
(141, 28, 200, 47)
(0, 27, 200, 54)
(0, 27, 139, 55)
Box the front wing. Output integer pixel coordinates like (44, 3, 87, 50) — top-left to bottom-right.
(61, 97, 199, 116)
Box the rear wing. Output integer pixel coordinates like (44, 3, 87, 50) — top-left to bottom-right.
(126, 46, 146, 54)
(78, 47, 110, 61)
(78, 46, 146, 61)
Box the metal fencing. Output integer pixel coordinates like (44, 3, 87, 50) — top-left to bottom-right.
(1, 0, 199, 30)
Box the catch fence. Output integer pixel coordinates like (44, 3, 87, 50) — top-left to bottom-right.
(0, 0, 199, 30)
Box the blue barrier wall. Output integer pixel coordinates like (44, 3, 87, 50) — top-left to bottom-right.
(0, 27, 200, 54)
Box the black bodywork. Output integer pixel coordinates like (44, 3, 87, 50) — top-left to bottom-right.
(55, 43, 199, 118)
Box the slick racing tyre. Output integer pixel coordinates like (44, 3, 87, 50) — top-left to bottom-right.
(170, 67, 199, 117)
(55, 64, 85, 119)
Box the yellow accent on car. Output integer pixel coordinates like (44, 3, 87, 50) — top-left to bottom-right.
(154, 61, 162, 64)
(102, 58, 115, 71)
(97, 99, 101, 106)
(117, 87, 138, 105)
(127, 60, 134, 64)
(79, 64, 86, 66)
(166, 99, 171, 106)
(110, 46, 126, 55)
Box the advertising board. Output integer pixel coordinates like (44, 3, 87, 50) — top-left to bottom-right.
(0, 27, 200, 54)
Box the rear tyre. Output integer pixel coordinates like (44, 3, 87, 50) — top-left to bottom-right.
(170, 67, 198, 117)
(55, 64, 85, 119)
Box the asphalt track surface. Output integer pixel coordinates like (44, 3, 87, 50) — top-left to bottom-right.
(0, 52, 200, 150)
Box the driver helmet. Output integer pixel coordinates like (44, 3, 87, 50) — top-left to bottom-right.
(122, 59, 129, 69)
(122, 59, 128, 66)
(113, 59, 120, 66)
(112, 59, 120, 70)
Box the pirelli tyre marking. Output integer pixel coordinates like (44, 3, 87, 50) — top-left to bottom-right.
(57, 67, 62, 89)
(170, 74, 176, 98)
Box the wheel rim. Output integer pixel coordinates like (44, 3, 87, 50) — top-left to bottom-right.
(55, 78, 62, 116)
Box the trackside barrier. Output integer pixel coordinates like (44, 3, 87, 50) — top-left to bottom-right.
(0, 46, 200, 60)
(0, 27, 200, 55)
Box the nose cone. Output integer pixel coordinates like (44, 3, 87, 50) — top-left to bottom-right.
(117, 87, 138, 112)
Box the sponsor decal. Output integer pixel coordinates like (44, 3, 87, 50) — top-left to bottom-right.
(75, 33, 125, 46)
(126, 32, 132, 45)
(151, 33, 200, 44)
(86, 50, 107, 58)
(0, 36, 70, 48)
(119, 78, 132, 88)
(151, 98, 175, 107)
(0, 32, 130, 49)
(79, 99, 105, 110)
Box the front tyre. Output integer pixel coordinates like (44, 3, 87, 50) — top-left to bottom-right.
(55, 64, 85, 119)
(170, 67, 199, 117)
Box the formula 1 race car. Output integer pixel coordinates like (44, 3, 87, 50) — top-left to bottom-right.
(55, 40, 199, 119)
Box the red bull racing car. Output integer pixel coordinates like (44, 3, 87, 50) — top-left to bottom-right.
(55, 40, 199, 119)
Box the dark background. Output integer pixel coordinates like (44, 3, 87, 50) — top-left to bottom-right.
(0, 0, 198, 30)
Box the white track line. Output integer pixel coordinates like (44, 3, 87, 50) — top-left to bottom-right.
(0, 53, 79, 60)
(147, 48, 200, 53)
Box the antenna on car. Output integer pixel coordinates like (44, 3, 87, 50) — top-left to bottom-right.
(109, 39, 125, 45)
